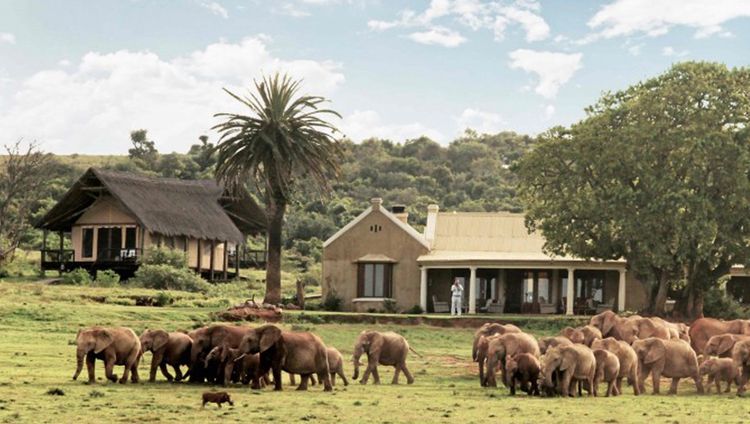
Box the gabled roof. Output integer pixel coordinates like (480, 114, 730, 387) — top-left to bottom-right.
(323, 200, 430, 249)
(36, 168, 266, 243)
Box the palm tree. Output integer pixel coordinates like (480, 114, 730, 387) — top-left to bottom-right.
(213, 73, 342, 304)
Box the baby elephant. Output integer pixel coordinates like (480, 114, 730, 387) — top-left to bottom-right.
(699, 357, 739, 394)
(327, 347, 349, 386)
(593, 349, 621, 397)
(505, 353, 541, 396)
(202, 391, 233, 408)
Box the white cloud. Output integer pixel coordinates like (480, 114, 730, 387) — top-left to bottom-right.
(0, 32, 15, 44)
(340, 110, 443, 142)
(508, 49, 583, 99)
(662, 46, 689, 57)
(544, 104, 555, 118)
(408, 26, 467, 47)
(0, 37, 345, 154)
(198, 1, 229, 19)
(626, 43, 643, 56)
(586, 0, 750, 41)
(277, 3, 311, 18)
(368, 0, 550, 46)
(455, 108, 505, 134)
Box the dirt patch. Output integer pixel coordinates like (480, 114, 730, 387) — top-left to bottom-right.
(215, 300, 283, 323)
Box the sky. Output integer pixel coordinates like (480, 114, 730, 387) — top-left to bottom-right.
(0, 0, 749, 154)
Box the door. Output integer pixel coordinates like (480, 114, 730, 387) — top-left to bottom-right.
(505, 270, 524, 313)
(96, 227, 122, 261)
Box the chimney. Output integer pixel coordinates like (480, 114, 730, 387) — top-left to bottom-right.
(390, 204, 409, 224)
(424, 204, 439, 246)
(370, 197, 383, 208)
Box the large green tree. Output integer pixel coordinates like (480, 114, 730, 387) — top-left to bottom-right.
(213, 73, 342, 304)
(516, 62, 750, 318)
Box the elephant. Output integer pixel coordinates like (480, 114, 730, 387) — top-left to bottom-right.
(699, 357, 739, 394)
(72, 326, 141, 384)
(591, 337, 640, 395)
(472, 323, 521, 384)
(689, 318, 750, 354)
(206, 344, 267, 388)
(538, 336, 573, 355)
(632, 337, 703, 395)
(504, 353, 540, 396)
(704, 334, 750, 358)
(579, 325, 603, 347)
(139, 329, 192, 382)
(731, 339, 750, 394)
(188, 324, 251, 383)
(559, 327, 585, 344)
(484, 332, 540, 387)
(540, 344, 596, 397)
(352, 330, 416, 385)
(593, 349, 620, 397)
(589, 311, 670, 344)
(326, 347, 348, 386)
(651, 317, 690, 342)
(238, 324, 332, 391)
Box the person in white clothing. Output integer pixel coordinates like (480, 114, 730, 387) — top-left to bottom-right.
(450, 278, 464, 316)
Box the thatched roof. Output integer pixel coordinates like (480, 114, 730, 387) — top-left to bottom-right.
(37, 168, 266, 243)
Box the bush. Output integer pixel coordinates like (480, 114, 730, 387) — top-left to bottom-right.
(61, 268, 92, 285)
(322, 290, 343, 312)
(382, 299, 399, 314)
(154, 291, 174, 307)
(141, 246, 187, 268)
(703, 286, 748, 320)
(131, 264, 210, 293)
(404, 304, 424, 315)
(94, 270, 120, 287)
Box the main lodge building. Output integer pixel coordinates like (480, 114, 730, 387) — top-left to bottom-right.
(323, 198, 750, 315)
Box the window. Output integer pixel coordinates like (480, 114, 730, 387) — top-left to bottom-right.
(125, 227, 136, 249)
(82, 228, 94, 258)
(357, 263, 392, 298)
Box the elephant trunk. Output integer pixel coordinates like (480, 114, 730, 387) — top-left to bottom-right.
(73, 347, 86, 380)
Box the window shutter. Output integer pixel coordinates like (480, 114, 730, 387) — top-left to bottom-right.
(386, 264, 393, 298)
(357, 264, 364, 298)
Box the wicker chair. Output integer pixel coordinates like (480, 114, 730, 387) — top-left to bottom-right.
(432, 295, 450, 313)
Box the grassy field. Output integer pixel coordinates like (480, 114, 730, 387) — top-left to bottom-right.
(0, 281, 748, 424)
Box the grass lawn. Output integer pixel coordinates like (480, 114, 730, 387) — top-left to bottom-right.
(0, 281, 748, 424)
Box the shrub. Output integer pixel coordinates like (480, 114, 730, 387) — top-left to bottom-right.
(131, 264, 210, 293)
(61, 268, 92, 285)
(382, 299, 398, 314)
(141, 246, 187, 268)
(703, 286, 748, 320)
(404, 304, 424, 315)
(94, 270, 121, 287)
(321, 290, 343, 312)
(154, 291, 174, 307)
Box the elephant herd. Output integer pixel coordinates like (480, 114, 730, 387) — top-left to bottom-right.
(72, 324, 417, 391)
(473, 311, 750, 397)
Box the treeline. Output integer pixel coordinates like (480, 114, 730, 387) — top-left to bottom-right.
(12, 128, 534, 264)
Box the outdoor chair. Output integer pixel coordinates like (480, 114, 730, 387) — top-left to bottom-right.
(432, 295, 450, 313)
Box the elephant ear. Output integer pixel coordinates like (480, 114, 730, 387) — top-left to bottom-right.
(259, 326, 282, 353)
(643, 341, 665, 365)
(602, 315, 615, 336)
(717, 337, 736, 356)
(152, 331, 169, 352)
(559, 348, 576, 371)
(94, 329, 114, 354)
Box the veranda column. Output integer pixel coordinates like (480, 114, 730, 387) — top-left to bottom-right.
(419, 267, 428, 312)
(566, 268, 575, 315)
(618, 269, 627, 312)
(469, 266, 478, 314)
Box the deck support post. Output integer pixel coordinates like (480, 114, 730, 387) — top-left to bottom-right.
(196, 239, 202, 276)
(58, 231, 64, 276)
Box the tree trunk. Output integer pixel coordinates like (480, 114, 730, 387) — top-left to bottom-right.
(652, 271, 669, 317)
(263, 197, 286, 305)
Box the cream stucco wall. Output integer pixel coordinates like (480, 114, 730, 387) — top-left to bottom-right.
(71, 196, 138, 262)
(323, 209, 429, 312)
